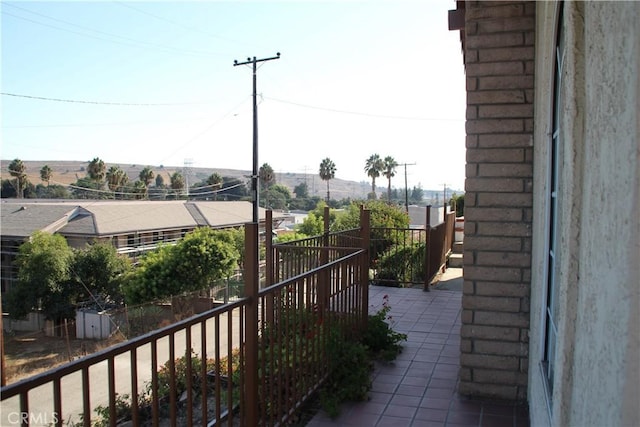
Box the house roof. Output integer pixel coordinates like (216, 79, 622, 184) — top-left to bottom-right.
(0, 203, 80, 239)
(1, 199, 281, 239)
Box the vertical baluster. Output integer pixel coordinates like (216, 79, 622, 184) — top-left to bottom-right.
(130, 350, 139, 427)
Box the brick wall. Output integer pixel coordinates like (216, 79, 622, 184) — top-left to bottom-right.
(459, 1, 535, 402)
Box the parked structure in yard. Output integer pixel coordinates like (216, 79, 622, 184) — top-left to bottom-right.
(0, 199, 290, 295)
(450, 1, 638, 426)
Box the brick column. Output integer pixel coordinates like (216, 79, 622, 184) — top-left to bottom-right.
(459, 1, 535, 401)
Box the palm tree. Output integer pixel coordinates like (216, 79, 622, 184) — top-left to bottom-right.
(206, 173, 223, 200)
(132, 180, 147, 200)
(364, 154, 384, 198)
(139, 166, 155, 199)
(87, 157, 106, 187)
(170, 172, 185, 198)
(106, 166, 128, 198)
(8, 158, 27, 198)
(383, 156, 398, 203)
(319, 158, 337, 203)
(40, 165, 53, 186)
(259, 163, 275, 191)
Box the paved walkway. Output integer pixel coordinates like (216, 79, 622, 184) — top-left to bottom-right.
(307, 268, 529, 427)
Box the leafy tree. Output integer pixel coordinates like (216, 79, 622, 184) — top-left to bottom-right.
(297, 211, 324, 236)
(1, 179, 17, 198)
(410, 185, 424, 204)
(382, 156, 398, 203)
(333, 200, 408, 232)
(291, 195, 321, 211)
(87, 157, 106, 187)
(35, 184, 71, 199)
(319, 158, 337, 203)
(40, 165, 53, 186)
(220, 176, 250, 200)
(122, 228, 240, 304)
(290, 181, 320, 210)
(139, 166, 155, 199)
(451, 193, 464, 217)
(71, 177, 109, 199)
(275, 231, 310, 243)
(293, 182, 309, 200)
(155, 174, 165, 188)
(263, 184, 291, 210)
(170, 172, 185, 198)
(71, 242, 132, 306)
(259, 163, 275, 192)
(333, 200, 410, 267)
(8, 158, 27, 198)
(6, 232, 75, 320)
(364, 154, 383, 197)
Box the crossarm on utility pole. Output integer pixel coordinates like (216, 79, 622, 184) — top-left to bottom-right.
(233, 53, 281, 224)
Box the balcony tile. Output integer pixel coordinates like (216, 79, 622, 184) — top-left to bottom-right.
(307, 281, 530, 427)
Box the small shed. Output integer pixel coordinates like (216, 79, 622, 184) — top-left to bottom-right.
(76, 309, 112, 339)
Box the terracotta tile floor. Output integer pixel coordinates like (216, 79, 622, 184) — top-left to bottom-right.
(307, 279, 530, 427)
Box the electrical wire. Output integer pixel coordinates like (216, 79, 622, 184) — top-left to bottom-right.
(50, 179, 247, 199)
(2, 5, 222, 58)
(157, 96, 251, 164)
(1, 92, 207, 107)
(263, 96, 464, 122)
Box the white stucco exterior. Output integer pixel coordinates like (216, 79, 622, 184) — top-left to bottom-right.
(529, 2, 639, 426)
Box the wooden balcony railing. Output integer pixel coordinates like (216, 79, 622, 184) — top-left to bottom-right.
(1, 210, 371, 427)
(0, 205, 457, 425)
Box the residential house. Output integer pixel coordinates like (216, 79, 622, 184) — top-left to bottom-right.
(0, 199, 289, 295)
(449, 1, 638, 426)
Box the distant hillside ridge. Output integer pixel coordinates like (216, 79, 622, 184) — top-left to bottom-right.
(0, 160, 377, 201)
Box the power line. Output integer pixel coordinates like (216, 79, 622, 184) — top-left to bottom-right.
(263, 96, 464, 122)
(2, 5, 221, 58)
(0, 92, 206, 106)
(112, 0, 246, 47)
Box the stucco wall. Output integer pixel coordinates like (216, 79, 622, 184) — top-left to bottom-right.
(530, 2, 639, 426)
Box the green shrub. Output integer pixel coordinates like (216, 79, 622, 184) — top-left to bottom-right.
(362, 294, 408, 361)
(319, 295, 407, 417)
(375, 242, 426, 286)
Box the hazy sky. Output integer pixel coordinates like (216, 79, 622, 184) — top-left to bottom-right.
(1, 1, 466, 191)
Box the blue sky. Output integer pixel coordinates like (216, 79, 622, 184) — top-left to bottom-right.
(1, 1, 466, 191)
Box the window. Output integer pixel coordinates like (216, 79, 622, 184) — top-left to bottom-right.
(541, 4, 565, 407)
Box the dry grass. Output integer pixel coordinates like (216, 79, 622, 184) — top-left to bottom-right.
(3, 331, 124, 384)
(0, 159, 368, 200)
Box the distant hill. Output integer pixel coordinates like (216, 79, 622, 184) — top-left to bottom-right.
(0, 160, 376, 201)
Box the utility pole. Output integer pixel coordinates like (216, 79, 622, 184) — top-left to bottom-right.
(183, 158, 193, 200)
(233, 53, 280, 223)
(399, 162, 416, 213)
(441, 183, 449, 222)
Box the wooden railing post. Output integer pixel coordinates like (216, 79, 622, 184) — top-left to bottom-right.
(425, 205, 432, 292)
(244, 223, 259, 426)
(265, 209, 273, 286)
(318, 206, 331, 317)
(265, 210, 274, 325)
(360, 208, 370, 330)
